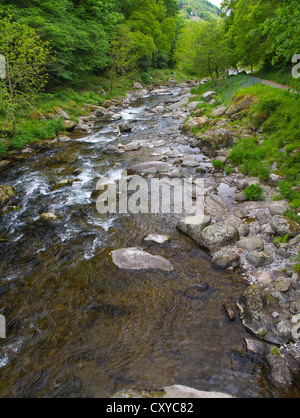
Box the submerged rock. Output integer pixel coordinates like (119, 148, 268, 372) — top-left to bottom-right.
(0, 185, 16, 210)
(111, 247, 174, 272)
(52, 179, 75, 191)
(144, 234, 170, 245)
(266, 350, 293, 389)
(237, 285, 287, 344)
(127, 161, 170, 175)
(36, 213, 62, 224)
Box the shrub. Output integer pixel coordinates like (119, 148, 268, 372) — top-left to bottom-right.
(212, 159, 225, 170)
(0, 141, 7, 154)
(244, 184, 265, 201)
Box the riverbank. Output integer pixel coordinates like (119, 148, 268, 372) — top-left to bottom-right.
(0, 70, 188, 156)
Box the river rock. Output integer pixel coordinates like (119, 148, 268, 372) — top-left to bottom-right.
(251, 270, 273, 288)
(52, 179, 75, 191)
(227, 219, 250, 237)
(198, 222, 240, 251)
(111, 248, 174, 272)
(144, 234, 170, 245)
(37, 213, 62, 224)
(197, 129, 235, 154)
(177, 215, 212, 242)
(266, 351, 293, 389)
(246, 251, 273, 267)
(269, 202, 290, 216)
(127, 161, 170, 175)
(275, 276, 292, 293)
(119, 124, 133, 133)
(0, 185, 16, 210)
(211, 106, 227, 117)
(237, 285, 286, 344)
(270, 215, 300, 238)
(211, 250, 241, 269)
(54, 106, 70, 120)
(181, 116, 209, 135)
(226, 94, 256, 117)
(63, 120, 77, 131)
(245, 338, 266, 355)
(112, 385, 233, 398)
(124, 142, 141, 152)
(133, 82, 143, 89)
(186, 101, 203, 111)
(202, 91, 217, 102)
(236, 237, 264, 252)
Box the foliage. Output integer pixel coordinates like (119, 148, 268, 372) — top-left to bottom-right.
(273, 234, 289, 245)
(0, 17, 50, 132)
(244, 184, 265, 201)
(212, 159, 225, 170)
(178, 0, 220, 21)
(175, 19, 231, 80)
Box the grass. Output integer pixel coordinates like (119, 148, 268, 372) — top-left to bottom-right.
(189, 73, 300, 213)
(191, 74, 261, 104)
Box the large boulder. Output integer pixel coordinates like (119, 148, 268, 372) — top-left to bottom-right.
(196, 129, 235, 155)
(177, 215, 212, 242)
(197, 222, 240, 251)
(181, 117, 209, 135)
(226, 94, 256, 117)
(270, 215, 300, 238)
(202, 91, 217, 102)
(36, 213, 62, 225)
(111, 248, 174, 272)
(127, 161, 170, 175)
(236, 237, 264, 252)
(237, 285, 287, 344)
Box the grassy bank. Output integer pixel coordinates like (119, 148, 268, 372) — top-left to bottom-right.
(0, 69, 187, 155)
(190, 74, 300, 213)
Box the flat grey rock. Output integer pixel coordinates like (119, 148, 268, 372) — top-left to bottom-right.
(111, 248, 173, 272)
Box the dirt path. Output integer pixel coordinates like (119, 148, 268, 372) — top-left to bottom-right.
(253, 76, 297, 92)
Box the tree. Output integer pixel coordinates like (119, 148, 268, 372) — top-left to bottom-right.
(0, 17, 50, 133)
(108, 24, 155, 92)
(175, 19, 230, 81)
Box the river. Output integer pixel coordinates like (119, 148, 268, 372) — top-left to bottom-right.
(0, 85, 297, 398)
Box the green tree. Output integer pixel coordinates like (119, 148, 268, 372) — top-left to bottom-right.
(175, 19, 230, 81)
(0, 17, 50, 133)
(108, 24, 155, 91)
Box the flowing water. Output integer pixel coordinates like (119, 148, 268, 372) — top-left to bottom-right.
(0, 87, 298, 398)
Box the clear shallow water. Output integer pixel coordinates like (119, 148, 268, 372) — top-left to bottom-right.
(0, 89, 298, 398)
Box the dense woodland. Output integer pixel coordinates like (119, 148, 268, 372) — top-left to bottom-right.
(0, 0, 299, 149)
